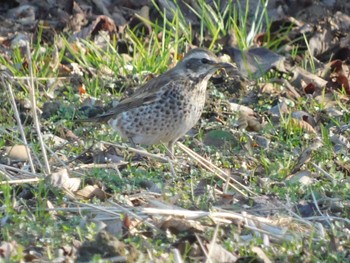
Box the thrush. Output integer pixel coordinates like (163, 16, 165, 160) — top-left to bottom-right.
(88, 48, 233, 156)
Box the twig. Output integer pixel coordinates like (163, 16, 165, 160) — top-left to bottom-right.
(311, 162, 336, 181)
(45, 206, 122, 212)
(26, 42, 51, 175)
(303, 215, 350, 224)
(102, 141, 169, 162)
(167, 156, 177, 177)
(0, 164, 41, 177)
(172, 249, 183, 263)
(74, 201, 162, 233)
(206, 224, 220, 263)
(11, 76, 69, 80)
(81, 256, 126, 263)
(107, 200, 162, 232)
(195, 233, 212, 263)
(310, 189, 332, 226)
(177, 142, 255, 197)
(102, 141, 178, 177)
(0, 168, 12, 180)
(2, 77, 36, 173)
(0, 178, 42, 185)
(73, 162, 127, 179)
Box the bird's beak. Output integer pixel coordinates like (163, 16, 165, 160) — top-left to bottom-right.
(214, 62, 234, 69)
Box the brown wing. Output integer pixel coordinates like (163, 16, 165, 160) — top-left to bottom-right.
(132, 66, 179, 96)
(82, 67, 184, 122)
(84, 92, 159, 122)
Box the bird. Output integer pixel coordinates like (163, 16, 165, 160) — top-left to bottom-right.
(86, 48, 233, 157)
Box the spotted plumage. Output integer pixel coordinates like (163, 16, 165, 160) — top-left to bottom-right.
(90, 48, 233, 156)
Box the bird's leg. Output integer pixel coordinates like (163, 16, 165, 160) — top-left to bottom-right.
(127, 137, 144, 160)
(128, 137, 137, 148)
(165, 140, 176, 159)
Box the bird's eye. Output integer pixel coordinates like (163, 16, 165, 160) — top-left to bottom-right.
(201, 58, 210, 64)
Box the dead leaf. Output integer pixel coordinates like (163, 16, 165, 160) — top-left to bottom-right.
(7, 5, 36, 26)
(254, 135, 270, 149)
(42, 133, 67, 147)
(0, 241, 20, 259)
(292, 111, 317, 127)
(290, 118, 317, 134)
(238, 112, 263, 131)
(286, 170, 314, 185)
(309, 27, 332, 57)
(76, 185, 109, 200)
(4, 145, 30, 162)
(304, 83, 316, 94)
(223, 46, 286, 78)
(157, 0, 199, 26)
(269, 100, 289, 118)
(206, 242, 238, 263)
(251, 246, 272, 263)
(228, 103, 255, 115)
(158, 217, 205, 234)
(47, 168, 81, 192)
(92, 212, 123, 236)
(290, 66, 328, 91)
(71, 15, 117, 40)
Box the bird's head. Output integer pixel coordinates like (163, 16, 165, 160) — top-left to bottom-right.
(177, 48, 233, 81)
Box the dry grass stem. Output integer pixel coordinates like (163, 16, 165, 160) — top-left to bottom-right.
(2, 78, 36, 173)
(177, 142, 255, 197)
(26, 42, 51, 175)
(195, 233, 213, 263)
(172, 248, 184, 263)
(206, 224, 220, 263)
(0, 164, 41, 178)
(107, 200, 161, 232)
(102, 141, 169, 162)
(73, 163, 126, 178)
(0, 178, 41, 185)
(311, 162, 336, 181)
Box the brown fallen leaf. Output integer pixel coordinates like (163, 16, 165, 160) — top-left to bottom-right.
(228, 103, 255, 115)
(290, 139, 323, 174)
(238, 112, 263, 131)
(334, 159, 350, 176)
(206, 242, 238, 263)
(158, 217, 205, 234)
(76, 185, 109, 201)
(325, 60, 350, 95)
(286, 170, 314, 185)
(290, 66, 328, 91)
(292, 111, 317, 127)
(92, 212, 123, 236)
(47, 168, 81, 192)
(0, 240, 20, 260)
(71, 15, 117, 40)
(4, 144, 30, 162)
(290, 118, 317, 134)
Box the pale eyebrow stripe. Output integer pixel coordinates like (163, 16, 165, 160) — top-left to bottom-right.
(183, 52, 212, 61)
